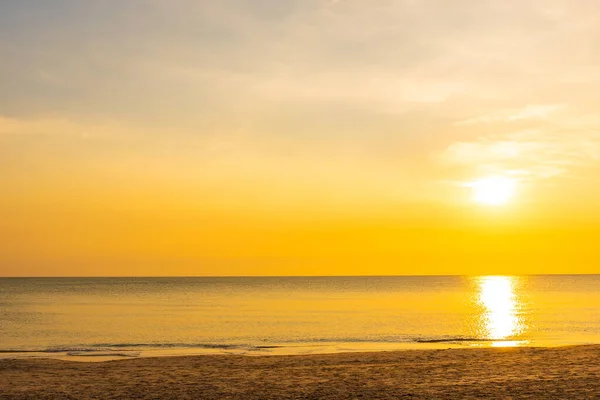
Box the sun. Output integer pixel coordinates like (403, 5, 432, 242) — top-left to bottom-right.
(467, 176, 516, 206)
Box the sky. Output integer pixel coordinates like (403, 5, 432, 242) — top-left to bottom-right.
(2, 0, 600, 276)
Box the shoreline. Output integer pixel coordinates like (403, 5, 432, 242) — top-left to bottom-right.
(0, 340, 583, 363)
(2, 345, 598, 399)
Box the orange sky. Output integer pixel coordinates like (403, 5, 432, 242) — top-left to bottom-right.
(2, 1, 600, 276)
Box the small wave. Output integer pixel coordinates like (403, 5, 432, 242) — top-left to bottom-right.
(90, 343, 249, 350)
(0, 343, 284, 354)
(415, 337, 516, 343)
(288, 337, 411, 344)
(0, 337, 518, 355)
(66, 351, 140, 358)
(0, 348, 104, 354)
(284, 336, 518, 345)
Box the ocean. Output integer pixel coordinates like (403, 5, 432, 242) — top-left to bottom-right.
(1, 275, 598, 360)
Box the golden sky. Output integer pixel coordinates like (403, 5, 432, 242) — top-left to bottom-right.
(2, 1, 600, 276)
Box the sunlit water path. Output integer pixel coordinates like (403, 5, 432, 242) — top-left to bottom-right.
(1, 275, 598, 360)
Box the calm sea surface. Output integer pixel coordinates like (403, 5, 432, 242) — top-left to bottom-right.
(1, 276, 598, 360)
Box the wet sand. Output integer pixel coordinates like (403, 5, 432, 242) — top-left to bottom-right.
(1, 345, 598, 399)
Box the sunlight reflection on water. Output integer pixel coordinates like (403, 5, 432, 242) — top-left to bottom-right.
(475, 276, 527, 346)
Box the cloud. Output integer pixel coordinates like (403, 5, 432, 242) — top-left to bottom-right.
(456, 104, 565, 126)
(3, 0, 600, 122)
(439, 128, 600, 180)
(4, 0, 600, 192)
(0, 115, 154, 142)
(0, 116, 96, 137)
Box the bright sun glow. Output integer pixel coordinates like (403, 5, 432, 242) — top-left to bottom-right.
(468, 176, 516, 206)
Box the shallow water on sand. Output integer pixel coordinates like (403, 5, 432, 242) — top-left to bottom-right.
(1, 275, 598, 360)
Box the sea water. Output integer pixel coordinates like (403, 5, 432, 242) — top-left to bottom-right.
(1, 275, 598, 360)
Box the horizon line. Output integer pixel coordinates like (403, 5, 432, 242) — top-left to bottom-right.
(1, 273, 599, 279)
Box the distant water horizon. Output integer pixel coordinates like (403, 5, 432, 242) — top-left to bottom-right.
(4, 274, 600, 278)
(1, 275, 598, 361)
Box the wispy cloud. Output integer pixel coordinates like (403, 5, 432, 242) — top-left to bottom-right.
(3, 1, 600, 122)
(3, 0, 600, 197)
(0, 116, 99, 138)
(439, 128, 600, 180)
(456, 104, 565, 126)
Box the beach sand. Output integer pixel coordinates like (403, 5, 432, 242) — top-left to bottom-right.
(1, 345, 598, 399)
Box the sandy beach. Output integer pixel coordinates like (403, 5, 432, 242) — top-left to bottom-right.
(1, 345, 598, 399)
